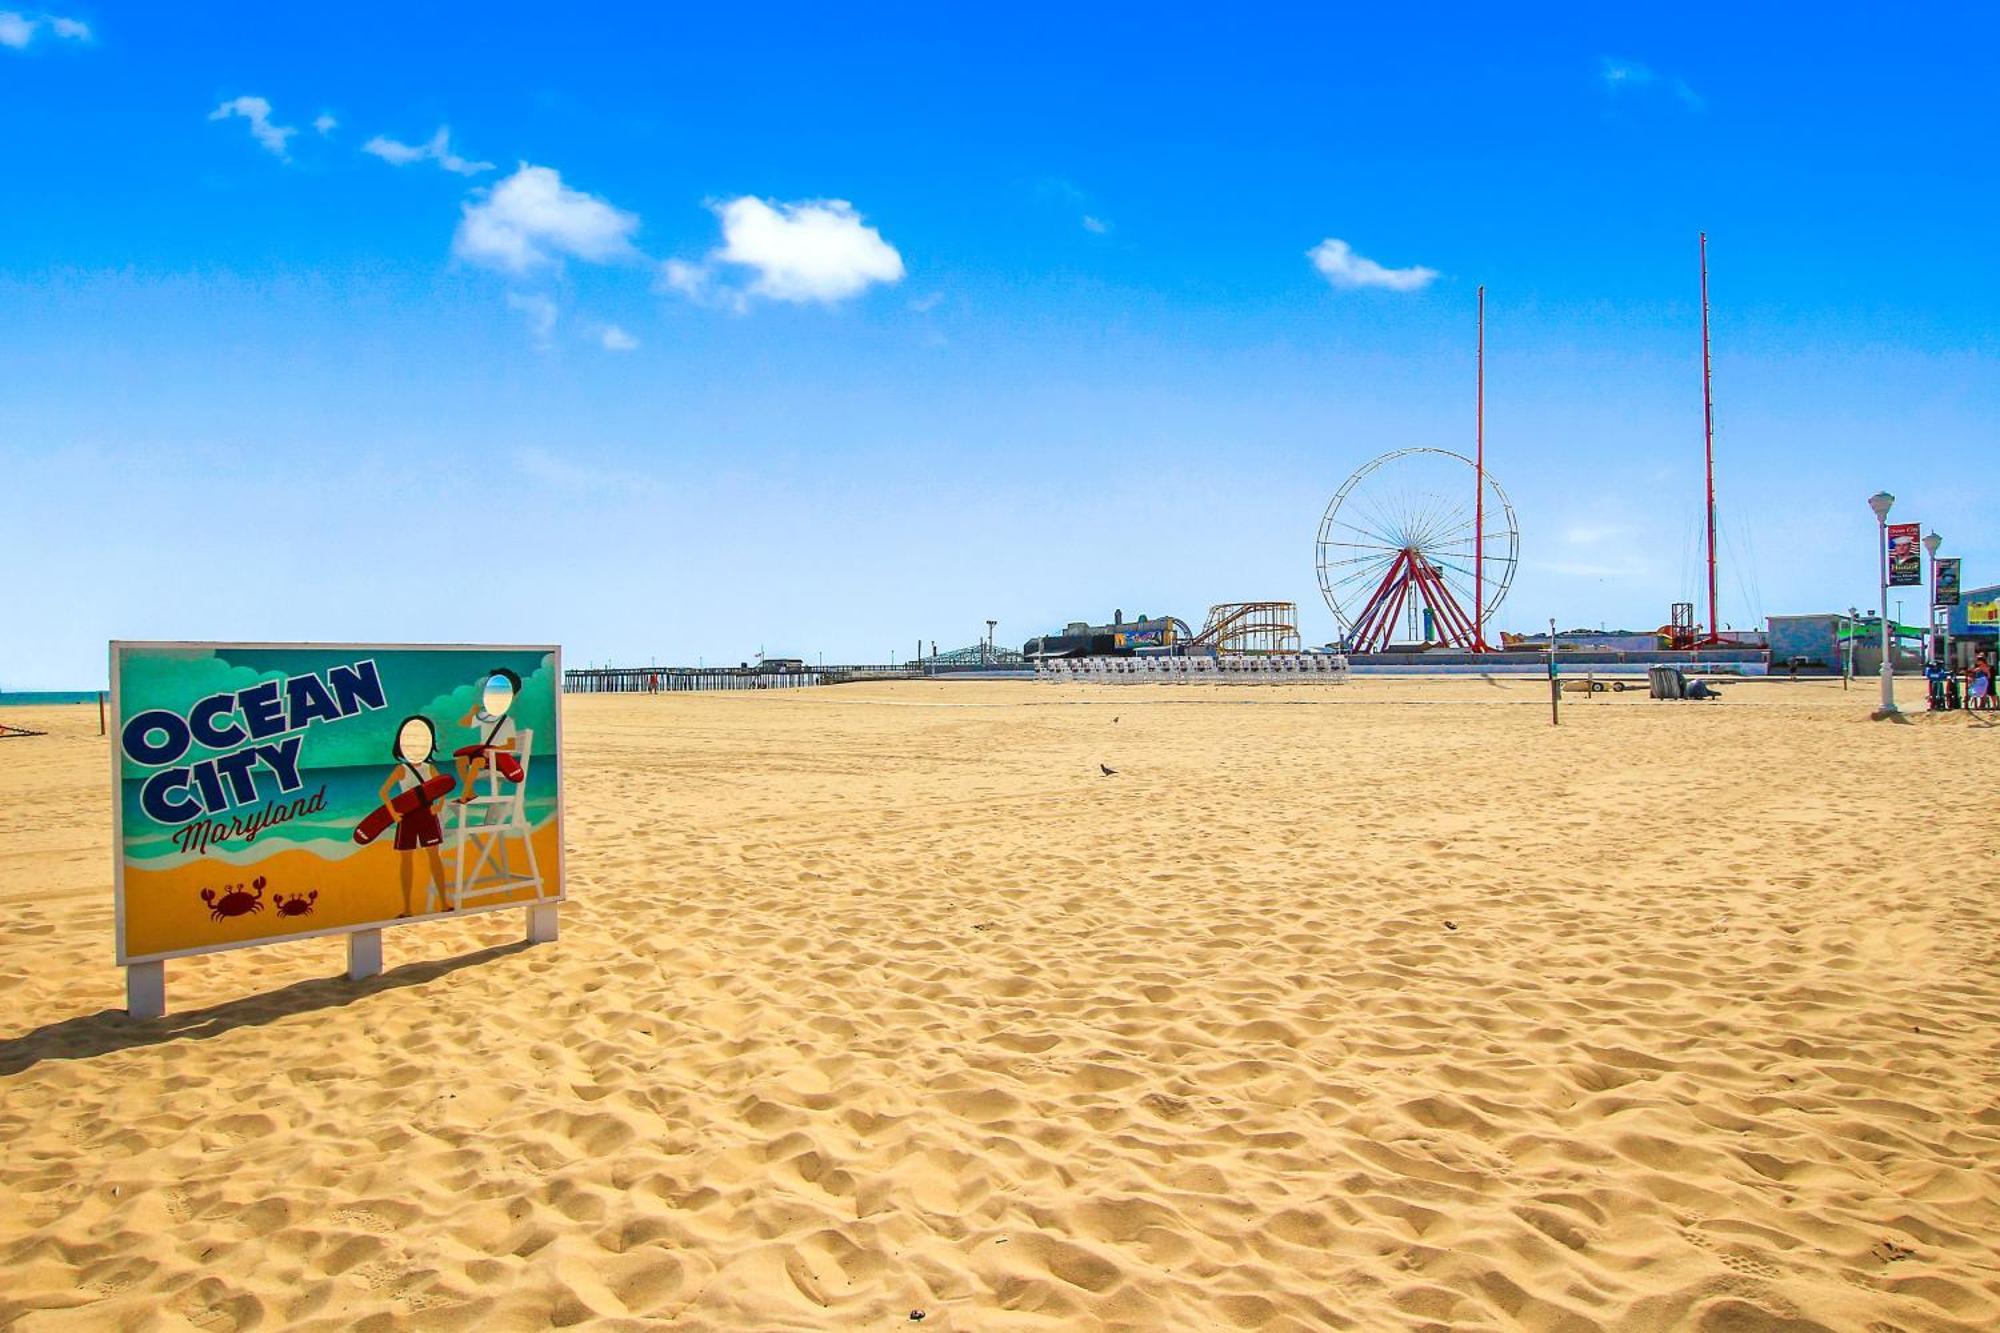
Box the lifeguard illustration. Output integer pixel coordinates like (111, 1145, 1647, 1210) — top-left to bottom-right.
(447, 668, 547, 910)
(453, 668, 524, 800)
(365, 715, 455, 918)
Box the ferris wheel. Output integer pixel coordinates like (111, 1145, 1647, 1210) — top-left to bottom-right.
(1315, 448, 1519, 653)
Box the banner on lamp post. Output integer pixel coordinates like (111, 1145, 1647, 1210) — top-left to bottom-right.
(1934, 557, 1962, 608)
(1887, 523, 1922, 587)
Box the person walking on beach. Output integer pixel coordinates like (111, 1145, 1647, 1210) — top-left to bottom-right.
(379, 715, 449, 917)
(453, 668, 522, 802)
(1973, 654, 1993, 711)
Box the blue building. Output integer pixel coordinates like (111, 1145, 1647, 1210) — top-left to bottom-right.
(1943, 583, 2000, 668)
(1767, 613, 1923, 675)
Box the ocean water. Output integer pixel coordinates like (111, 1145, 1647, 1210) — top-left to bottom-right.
(0, 691, 101, 707)
(120, 760, 562, 865)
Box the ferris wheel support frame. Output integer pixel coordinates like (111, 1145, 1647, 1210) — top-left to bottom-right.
(1344, 549, 1482, 654)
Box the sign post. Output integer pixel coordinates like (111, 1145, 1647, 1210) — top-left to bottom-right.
(111, 643, 565, 1017)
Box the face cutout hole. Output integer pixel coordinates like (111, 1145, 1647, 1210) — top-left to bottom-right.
(396, 717, 435, 764)
(482, 673, 516, 716)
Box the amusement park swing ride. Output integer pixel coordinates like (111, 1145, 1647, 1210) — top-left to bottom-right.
(1315, 238, 1731, 656)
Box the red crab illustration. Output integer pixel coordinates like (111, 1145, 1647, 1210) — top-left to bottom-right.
(201, 876, 265, 921)
(273, 890, 318, 918)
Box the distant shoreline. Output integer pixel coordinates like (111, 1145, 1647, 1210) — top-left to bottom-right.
(0, 691, 100, 707)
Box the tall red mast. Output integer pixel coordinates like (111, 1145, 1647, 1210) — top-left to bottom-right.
(1699, 233, 1721, 646)
(1474, 285, 1487, 650)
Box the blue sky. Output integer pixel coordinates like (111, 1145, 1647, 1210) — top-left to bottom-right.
(3, 4, 1995, 686)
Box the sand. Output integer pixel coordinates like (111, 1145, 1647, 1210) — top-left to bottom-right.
(3, 676, 1999, 1331)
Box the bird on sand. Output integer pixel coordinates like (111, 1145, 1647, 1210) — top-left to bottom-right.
(1100, 763, 1117, 776)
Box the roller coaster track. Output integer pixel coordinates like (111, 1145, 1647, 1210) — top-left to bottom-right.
(1186, 602, 1302, 655)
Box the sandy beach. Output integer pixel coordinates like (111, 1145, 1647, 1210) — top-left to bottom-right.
(3, 677, 1999, 1330)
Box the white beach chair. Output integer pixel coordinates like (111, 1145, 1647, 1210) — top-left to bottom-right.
(446, 728, 548, 911)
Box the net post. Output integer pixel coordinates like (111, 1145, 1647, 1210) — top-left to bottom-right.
(1549, 618, 1561, 726)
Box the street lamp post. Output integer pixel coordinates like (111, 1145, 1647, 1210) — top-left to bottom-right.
(1924, 532, 1947, 702)
(1868, 491, 1897, 716)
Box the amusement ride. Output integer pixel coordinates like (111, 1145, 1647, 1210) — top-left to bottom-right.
(1315, 287, 1519, 653)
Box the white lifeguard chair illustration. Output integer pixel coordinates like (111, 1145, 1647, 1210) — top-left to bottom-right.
(442, 727, 548, 910)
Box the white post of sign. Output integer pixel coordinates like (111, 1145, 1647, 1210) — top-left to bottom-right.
(347, 928, 383, 981)
(126, 960, 165, 1019)
(527, 902, 559, 944)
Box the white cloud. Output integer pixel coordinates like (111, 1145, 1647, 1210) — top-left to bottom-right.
(655, 257, 744, 312)
(364, 126, 492, 176)
(1034, 178, 1110, 236)
(1307, 238, 1438, 292)
(454, 164, 641, 273)
(598, 324, 639, 351)
(209, 96, 296, 159)
(1600, 57, 1653, 87)
(313, 113, 338, 136)
(716, 197, 904, 302)
(1600, 56, 1703, 109)
(658, 258, 710, 296)
(505, 291, 558, 346)
(662, 197, 903, 307)
(3, 10, 88, 49)
(363, 136, 425, 166)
